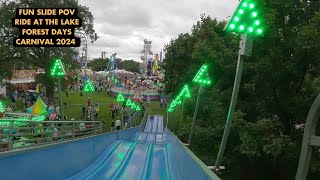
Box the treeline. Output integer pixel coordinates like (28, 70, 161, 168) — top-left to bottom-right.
(87, 58, 140, 73)
(163, 1, 320, 179)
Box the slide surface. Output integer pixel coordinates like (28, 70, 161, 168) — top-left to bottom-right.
(0, 118, 219, 180)
(69, 115, 175, 180)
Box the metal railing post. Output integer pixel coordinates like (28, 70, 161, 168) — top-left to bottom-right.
(100, 121, 103, 133)
(8, 121, 14, 151)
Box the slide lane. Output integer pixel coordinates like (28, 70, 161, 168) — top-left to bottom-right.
(69, 141, 137, 180)
(149, 145, 171, 180)
(137, 133, 148, 143)
(144, 116, 151, 132)
(152, 116, 158, 133)
(67, 140, 123, 180)
(112, 143, 154, 180)
(146, 133, 156, 144)
(157, 116, 163, 133)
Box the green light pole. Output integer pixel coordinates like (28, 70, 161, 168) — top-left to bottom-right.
(178, 85, 191, 131)
(167, 100, 175, 130)
(215, 0, 263, 170)
(188, 64, 211, 145)
(179, 99, 184, 131)
(166, 104, 170, 129)
(116, 93, 125, 126)
(83, 79, 95, 121)
(50, 58, 66, 120)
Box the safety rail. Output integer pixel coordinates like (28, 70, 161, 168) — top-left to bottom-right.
(139, 111, 148, 132)
(0, 120, 103, 152)
(124, 111, 144, 129)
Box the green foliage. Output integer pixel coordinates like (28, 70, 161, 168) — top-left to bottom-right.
(87, 58, 140, 73)
(165, 1, 320, 177)
(87, 58, 109, 71)
(119, 60, 140, 73)
(0, 0, 96, 99)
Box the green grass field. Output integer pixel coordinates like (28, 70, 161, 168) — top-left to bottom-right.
(2, 91, 168, 131)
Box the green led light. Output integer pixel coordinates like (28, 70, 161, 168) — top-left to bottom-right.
(135, 105, 141, 111)
(252, 12, 257, 17)
(226, 0, 264, 35)
(83, 80, 95, 92)
(126, 98, 133, 107)
(192, 64, 211, 85)
(50, 58, 66, 77)
(131, 102, 136, 109)
(257, 29, 262, 34)
(116, 93, 125, 102)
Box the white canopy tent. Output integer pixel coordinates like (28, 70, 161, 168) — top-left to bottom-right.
(9, 78, 35, 84)
(96, 69, 134, 75)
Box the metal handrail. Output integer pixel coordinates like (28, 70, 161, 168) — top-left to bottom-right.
(0, 120, 104, 152)
(140, 112, 148, 132)
(125, 111, 142, 129)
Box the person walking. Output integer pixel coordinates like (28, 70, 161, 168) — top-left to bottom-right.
(115, 104, 119, 115)
(160, 99, 163, 108)
(115, 119, 121, 130)
(63, 96, 67, 108)
(82, 104, 86, 119)
(111, 120, 115, 131)
(87, 97, 91, 107)
(109, 101, 115, 116)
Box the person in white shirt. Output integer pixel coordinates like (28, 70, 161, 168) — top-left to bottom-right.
(115, 119, 121, 130)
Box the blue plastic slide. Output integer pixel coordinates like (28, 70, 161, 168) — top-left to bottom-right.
(0, 115, 220, 180)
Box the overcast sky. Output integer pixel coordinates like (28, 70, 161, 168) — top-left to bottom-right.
(78, 0, 238, 62)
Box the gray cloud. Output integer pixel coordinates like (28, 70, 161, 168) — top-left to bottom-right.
(78, 0, 238, 61)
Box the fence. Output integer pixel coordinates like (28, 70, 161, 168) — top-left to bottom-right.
(139, 112, 148, 132)
(0, 120, 103, 152)
(124, 111, 145, 129)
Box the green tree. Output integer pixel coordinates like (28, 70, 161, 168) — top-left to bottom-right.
(119, 60, 140, 73)
(0, 0, 98, 100)
(164, 1, 320, 177)
(87, 58, 109, 71)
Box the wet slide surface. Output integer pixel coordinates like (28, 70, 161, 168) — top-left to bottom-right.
(68, 115, 216, 180)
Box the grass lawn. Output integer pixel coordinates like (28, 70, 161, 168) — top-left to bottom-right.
(65, 92, 170, 131)
(2, 91, 168, 131)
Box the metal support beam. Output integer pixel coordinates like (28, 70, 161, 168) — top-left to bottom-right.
(296, 93, 320, 180)
(215, 34, 252, 170)
(58, 77, 64, 120)
(188, 85, 203, 145)
(179, 100, 185, 131)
